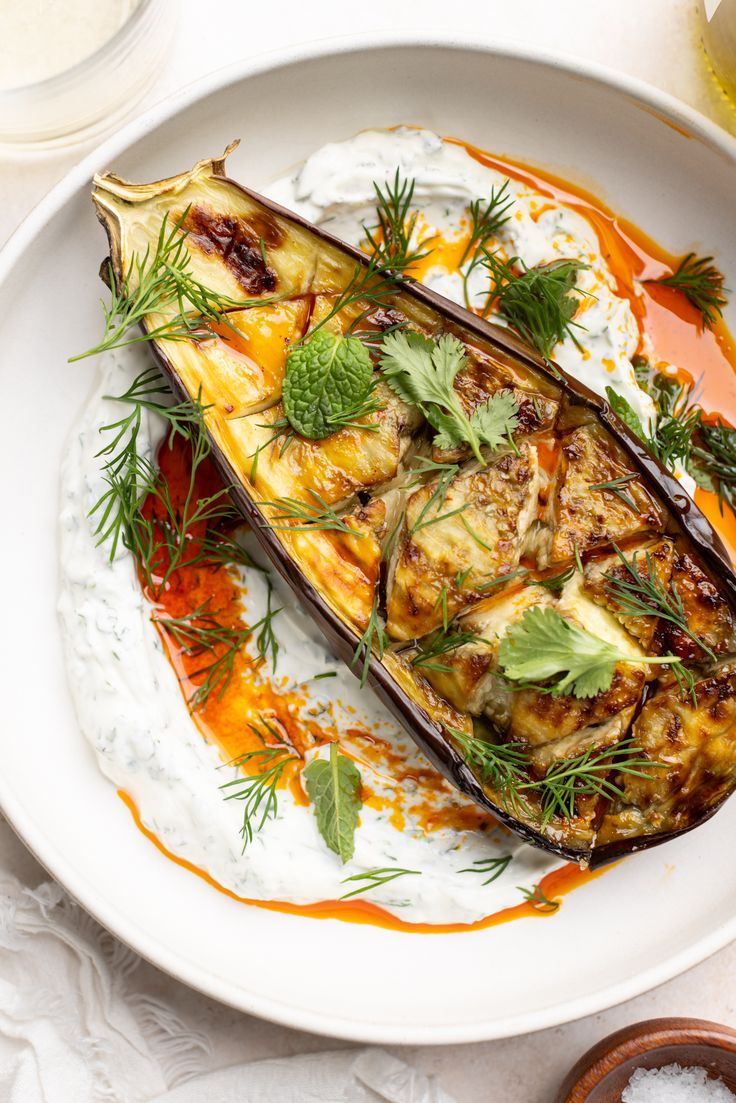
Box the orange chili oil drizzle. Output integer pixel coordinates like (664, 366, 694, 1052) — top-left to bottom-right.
(119, 789, 603, 932)
(122, 137, 736, 930)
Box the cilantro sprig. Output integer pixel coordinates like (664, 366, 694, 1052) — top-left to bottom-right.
(379, 330, 519, 462)
(498, 605, 691, 699)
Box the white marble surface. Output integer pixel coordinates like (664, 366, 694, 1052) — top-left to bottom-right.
(2, 1, 736, 1099)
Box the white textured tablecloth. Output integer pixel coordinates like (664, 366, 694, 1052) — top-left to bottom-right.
(2, 2, 736, 1100)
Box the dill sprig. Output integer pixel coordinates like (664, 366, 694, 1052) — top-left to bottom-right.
(447, 726, 667, 828)
(154, 593, 281, 709)
(110, 441, 234, 596)
(518, 883, 560, 914)
(351, 593, 389, 689)
(650, 378, 701, 471)
(363, 170, 433, 274)
(460, 181, 514, 309)
(299, 248, 410, 350)
(693, 420, 736, 514)
(459, 180, 514, 268)
(154, 602, 251, 709)
(532, 566, 575, 592)
(446, 727, 530, 813)
(90, 372, 245, 595)
(70, 207, 272, 362)
(219, 721, 298, 847)
(411, 620, 490, 673)
(589, 472, 640, 512)
(340, 866, 421, 900)
(257, 490, 364, 537)
(434, 585, 450, 631)
(254, 577, 281, 671)
(90, 367, 205, 558)
(484, 252, 589, 360)
(247, 418, 293, 484)
(528, 742, 661, 828)
(478, 567, 529, 592)
(408, 458, 460, 534)
(458, 855, 513, 885)
(652, 253, 728, 329)
(603, 545, 715, 662)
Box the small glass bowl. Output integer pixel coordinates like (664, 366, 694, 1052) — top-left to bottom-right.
(0, 0, 177, 149)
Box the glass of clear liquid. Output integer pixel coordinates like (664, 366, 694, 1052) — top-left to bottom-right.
(701, 0, 736, 103)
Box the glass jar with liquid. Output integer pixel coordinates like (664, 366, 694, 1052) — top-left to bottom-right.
(701, 0, 736, 103)
(0, 0, 176, 148)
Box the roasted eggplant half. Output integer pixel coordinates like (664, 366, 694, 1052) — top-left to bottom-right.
(90, 147, 736, 866)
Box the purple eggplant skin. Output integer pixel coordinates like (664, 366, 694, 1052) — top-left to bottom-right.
(92, 151, 736, 869)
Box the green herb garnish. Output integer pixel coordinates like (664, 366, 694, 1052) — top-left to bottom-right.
(651, 253, 728, 329)
(460, 181, 514, 268)
(219, 721, 297, 847)
(499, 605, 689, 699)
(303, 742, 362, 863)
(589, 471, 640, 512)
(532, 566, 575, 591)
(446, 728, 530, 811)
(458, 855, 513, 884)
(460, 181, 514, 308)
(604, 386, 647, 441)
(154, 591, 280, 710)
(380, 330, 519, 463)
(484, 253, 589, 359)
(531, 741, 662, 827)
(363, 170, 433, 274)
(351, 593, 389, 688)
(693, 420, 736, 514)
(257, 489, 364, 537)
(411, 620, 490, 673)
(603, 545, 715, 661)
(340, 866, 421, 900)
(518, 883, 560, 913)
(70, 207, 272, 362)
(91, 369, 253, 595)
(282, 330, 380, 440)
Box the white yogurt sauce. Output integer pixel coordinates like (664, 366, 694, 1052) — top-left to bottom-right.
(61, 127, 688, 924)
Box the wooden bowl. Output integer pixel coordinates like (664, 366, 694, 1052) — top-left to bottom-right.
(556, 1018, 736, 1102)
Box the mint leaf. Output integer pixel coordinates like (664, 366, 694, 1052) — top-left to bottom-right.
(605, 386, 646, 441)
(303, 742, 362, 862)
(283, 331, 373, 439)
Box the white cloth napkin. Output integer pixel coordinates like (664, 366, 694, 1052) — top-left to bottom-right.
(0, 862, 455, 1103)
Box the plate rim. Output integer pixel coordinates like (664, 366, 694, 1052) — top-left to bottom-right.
(2, 32, 736, 1044)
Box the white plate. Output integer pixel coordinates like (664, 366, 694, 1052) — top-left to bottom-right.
(2, 37, 736, 1045)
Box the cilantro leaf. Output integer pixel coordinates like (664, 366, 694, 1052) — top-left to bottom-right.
(283, 331, 374, 440)
(498, 605, 640, 698)
(469, 390, 520, 450)
(605, 386, 647, 441)
(303, 742, 362, 863)
(380, 331, 518, 461)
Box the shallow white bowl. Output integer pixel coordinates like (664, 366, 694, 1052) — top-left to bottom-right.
(2, 37, 736, 1045)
